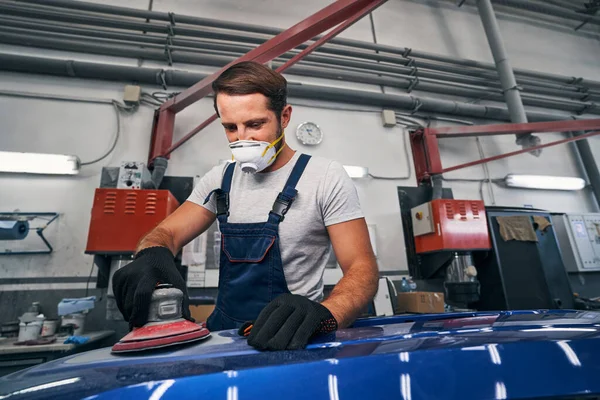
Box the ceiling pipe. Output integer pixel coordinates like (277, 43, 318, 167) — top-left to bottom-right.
(0, 29, 408, 75)
(2, 4, 599, 98)
(6, 0, 600, 91)
(0, 53, 577, 124)
(272, 63, 599, 112)
(544, 0, 583, 9)
(0, 2, 558, 87)
(2, 30, 599, 116)
(493, 0, 600, 27)
(8, 18, 590, 99)
(1, 17, 599, 103)
(0, 18, 600, 100)
(477, 0, 538, 153)
(9, 16, 595, 101)
(14, 0, 285, 36)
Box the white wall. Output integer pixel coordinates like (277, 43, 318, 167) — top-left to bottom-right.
(1, 0, 599, 283)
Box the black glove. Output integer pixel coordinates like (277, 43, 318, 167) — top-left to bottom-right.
(240, 293, 338, 351)
(112, 246, 193, 329)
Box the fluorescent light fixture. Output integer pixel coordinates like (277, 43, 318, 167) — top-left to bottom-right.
(343, 165, 369, 179)
(504, 174, 585, 191)
(0, 151, 80, 175)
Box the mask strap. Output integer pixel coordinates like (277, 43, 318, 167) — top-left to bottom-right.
(268, 141, 286, 164)
(262, 130, 285, 157)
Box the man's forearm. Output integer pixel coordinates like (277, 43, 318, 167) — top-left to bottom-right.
(321, 261, 378, 328)
(135, 226, 177, 256)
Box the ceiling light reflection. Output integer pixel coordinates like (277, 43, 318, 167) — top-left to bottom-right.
(148, 380, 175, 400)
(328, 374, 339, 400)
(557, 340, 582, 367)
(0, 377, 80, 399)
(495, 382, 507, 400)
(488, 344, 501, 365)
(400, 373, 412, 400)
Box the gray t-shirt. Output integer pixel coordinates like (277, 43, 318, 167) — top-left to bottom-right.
(187, 151, 364, 301)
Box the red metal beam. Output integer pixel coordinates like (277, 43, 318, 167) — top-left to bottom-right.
(164, 114, 219, 157)
(153, 0, 386, 162)
(148, 109, 175, 161)
(411, 118, 600, 182)
(437, 130, 600, 175)
(427, 118, 600, 138)
(410, 130, 430, 181)
(410, 129, 443, 181)
(160, 0, 377, 115)
(275, 0, 386, 71)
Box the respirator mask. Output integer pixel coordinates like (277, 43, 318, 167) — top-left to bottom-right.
(229, 132, 285, 174)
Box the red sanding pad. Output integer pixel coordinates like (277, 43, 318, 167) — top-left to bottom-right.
(112, 319, 210, 353)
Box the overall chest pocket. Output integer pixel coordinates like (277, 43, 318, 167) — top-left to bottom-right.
(222, 234, 276, 263)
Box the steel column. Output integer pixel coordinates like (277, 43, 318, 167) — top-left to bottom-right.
(574, 132, 600, 209)
(477, 0, 527, 125)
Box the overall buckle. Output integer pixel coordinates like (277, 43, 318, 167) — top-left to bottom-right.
(271, 197, 293, 221)
(216, 192, 230, 216)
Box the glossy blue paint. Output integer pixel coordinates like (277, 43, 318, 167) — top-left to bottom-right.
(2, 310, 600, 399)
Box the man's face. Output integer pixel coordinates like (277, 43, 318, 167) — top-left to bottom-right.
(217, 93, 291, 144)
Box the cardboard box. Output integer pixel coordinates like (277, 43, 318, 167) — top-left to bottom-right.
(189, 305, 215, 322)
(396, 291, 444, 314)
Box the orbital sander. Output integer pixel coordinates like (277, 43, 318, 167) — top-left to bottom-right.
(112, 284, 210, 353)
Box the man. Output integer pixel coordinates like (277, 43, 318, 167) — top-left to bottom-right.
(113, 61, 378, 351)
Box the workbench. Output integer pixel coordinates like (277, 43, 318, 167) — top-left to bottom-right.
(0, 330, 115, 377)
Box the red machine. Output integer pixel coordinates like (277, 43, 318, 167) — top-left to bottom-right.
(85, 188, 179, 254)
(412, 199, 491, 254)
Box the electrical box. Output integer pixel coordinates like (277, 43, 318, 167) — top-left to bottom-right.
(381, 109, 396, 127)
(412, 199, 491, 254)
(123, 85, 141, 104)
(554, 213, 600, 272)
(85, 189, 179, 254)
(118, 161, 152, 189)
(412, 202, 434, 236)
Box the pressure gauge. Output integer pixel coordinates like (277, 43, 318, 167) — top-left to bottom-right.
(296, 122, 323, 146)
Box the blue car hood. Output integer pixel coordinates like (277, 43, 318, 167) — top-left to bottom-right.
(2, 310, 600, 400)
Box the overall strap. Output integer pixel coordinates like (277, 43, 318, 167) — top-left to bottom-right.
(268, 154, 311, 225)
(203, 162, 236, 223)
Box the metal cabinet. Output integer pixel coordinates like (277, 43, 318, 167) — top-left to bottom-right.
(554, 214, 600, 272)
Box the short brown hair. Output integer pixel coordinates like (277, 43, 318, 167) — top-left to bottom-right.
(212, 61, 288, 121)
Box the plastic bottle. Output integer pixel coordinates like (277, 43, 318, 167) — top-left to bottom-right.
(400, 277, 410, 293)
(408, 277, 417, 292)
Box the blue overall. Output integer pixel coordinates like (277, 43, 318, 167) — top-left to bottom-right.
(204, 154, 312, 331)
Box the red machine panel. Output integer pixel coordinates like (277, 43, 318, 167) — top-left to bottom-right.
(85, 189, 180, 254)
(413, 199, 491, 254)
